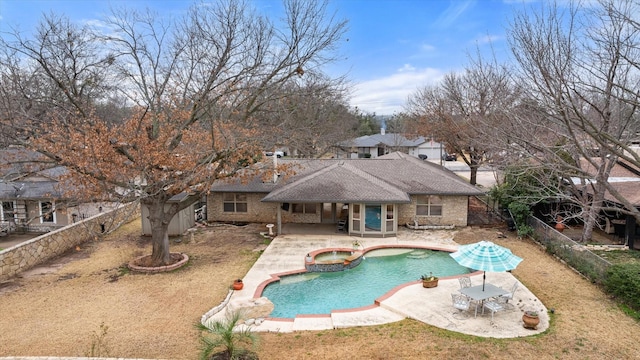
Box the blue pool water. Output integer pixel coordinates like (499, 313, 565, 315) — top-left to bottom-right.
(262, 248, 470, 318)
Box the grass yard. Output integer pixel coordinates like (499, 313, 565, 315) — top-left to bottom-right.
(592, 248, 640, 264)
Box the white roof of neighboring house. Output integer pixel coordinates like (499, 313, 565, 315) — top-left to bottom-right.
(337, 133, 427, 148)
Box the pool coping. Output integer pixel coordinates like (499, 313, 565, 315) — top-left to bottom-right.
(253, 245, 481, 317)
(202, 232, 549, 337)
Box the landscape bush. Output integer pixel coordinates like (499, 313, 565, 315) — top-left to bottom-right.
(603, 262, 640, 316)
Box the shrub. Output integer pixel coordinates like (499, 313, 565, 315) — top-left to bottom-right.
(604, 263, 640, 311)
(84, 322, 110, 357)
(196, 311, 259, 360)
(508, 202, 534, 237)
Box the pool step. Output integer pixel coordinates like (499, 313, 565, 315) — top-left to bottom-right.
(406, 250, 432, 259)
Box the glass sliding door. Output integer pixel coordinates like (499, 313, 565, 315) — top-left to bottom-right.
(364, 204, 382, 232)
(351, 203, 397, 236)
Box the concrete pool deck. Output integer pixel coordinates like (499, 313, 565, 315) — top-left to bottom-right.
(203, 227, 549, 338)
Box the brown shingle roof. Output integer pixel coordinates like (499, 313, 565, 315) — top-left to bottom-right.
(262, 161, 411, 203)
(577, 158, 640, 206)
(352, 152, 481, 196)
(210, 152, 483, 203)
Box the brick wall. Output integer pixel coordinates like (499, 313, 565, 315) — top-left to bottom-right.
(0, 202, 140, 281)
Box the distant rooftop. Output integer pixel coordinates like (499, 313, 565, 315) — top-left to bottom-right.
(337, 129, 427, 148)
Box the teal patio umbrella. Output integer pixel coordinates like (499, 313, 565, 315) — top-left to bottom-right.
(449, 240, 523, 290)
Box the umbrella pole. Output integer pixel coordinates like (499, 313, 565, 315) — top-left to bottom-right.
(483, 272, 486, 291)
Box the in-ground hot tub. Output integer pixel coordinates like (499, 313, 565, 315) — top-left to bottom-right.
(304, 249, 364, 272)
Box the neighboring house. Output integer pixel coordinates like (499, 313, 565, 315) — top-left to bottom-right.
(0, 148, 69, 233)
(207, 152, 484, 236)
(334, 129, 444, 160)
(576, 159, 640, 250)
(0, 148, 105, 234)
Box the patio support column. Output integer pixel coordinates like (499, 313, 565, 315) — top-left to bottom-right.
(277, 204, 282, 235)
(625, 215, 635, 248)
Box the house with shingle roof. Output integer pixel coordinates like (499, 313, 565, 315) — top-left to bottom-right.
(207, 152, 483, 236)
(0, 148, 71, 233)
(1, 148, 113, 234)
(572, 158, 640, 249)
(334, 129, 443, 160)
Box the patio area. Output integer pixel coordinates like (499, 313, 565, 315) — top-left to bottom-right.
(202, 226, 549, 338)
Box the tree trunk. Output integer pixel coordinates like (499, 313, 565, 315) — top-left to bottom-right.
(469, 164, 479, 186)
(582, 178, 607, 243)
(150, 222, 171, 266)
(145, 198, 175, 266)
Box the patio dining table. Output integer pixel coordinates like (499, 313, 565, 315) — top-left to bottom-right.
(460, 283, 508, 317)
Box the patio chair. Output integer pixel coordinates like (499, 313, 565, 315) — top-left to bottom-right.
(497, 281, 519, 304)
(458, 276, 472, 289)
(482, 300, 504, 321)
(451, 293, 472, 314)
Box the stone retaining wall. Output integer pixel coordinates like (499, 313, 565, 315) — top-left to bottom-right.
(0, 202, 140, 281)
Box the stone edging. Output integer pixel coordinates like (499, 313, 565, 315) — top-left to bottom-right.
(201, 289, 234, 325)
(127, 253, 189, 273)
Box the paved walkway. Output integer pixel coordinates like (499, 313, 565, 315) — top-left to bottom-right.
(202, 228, 548, 338)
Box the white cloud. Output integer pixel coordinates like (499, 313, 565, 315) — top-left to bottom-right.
(475, 34, 501, 45)
(397, 64, 415, 72)
(350, 66, 445, 115)
(421, 43, 436, 52)
(435, 0, 475, 28)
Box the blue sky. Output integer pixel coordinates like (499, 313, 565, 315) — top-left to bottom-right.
(0, 0, 534, 115)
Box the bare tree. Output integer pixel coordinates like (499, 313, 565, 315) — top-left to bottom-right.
(406, 56, 520, 185)
(0, 0, 347, 265)
(249, 73, 357, 158)
(0, 13, 116, 144)
(504, 0, 640, 241)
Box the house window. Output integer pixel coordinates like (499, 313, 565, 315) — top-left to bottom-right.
(352, 204, 361, 231)
(292, 203, 317, 214)
(40, 201, 56, 223)
(223, 193, 247, 213)
(416, 195, 442, 216)
(358, 147, 372, 158)
(386, 204, 395, 231)
(2, 201, 15, 221)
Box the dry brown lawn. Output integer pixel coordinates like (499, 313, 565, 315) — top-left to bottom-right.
(1, 220, 638, 360)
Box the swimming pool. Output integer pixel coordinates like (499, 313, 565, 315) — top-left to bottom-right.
(262, 248, 470, 318)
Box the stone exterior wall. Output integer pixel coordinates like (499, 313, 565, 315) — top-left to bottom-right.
(208, 193, 278, 223)
(207, 192, 322, 224)
(282, 205, 322, 223)
(0, 202, 140, 281)
(398, 195, 469, 227)
(207, 192, 469, 227)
